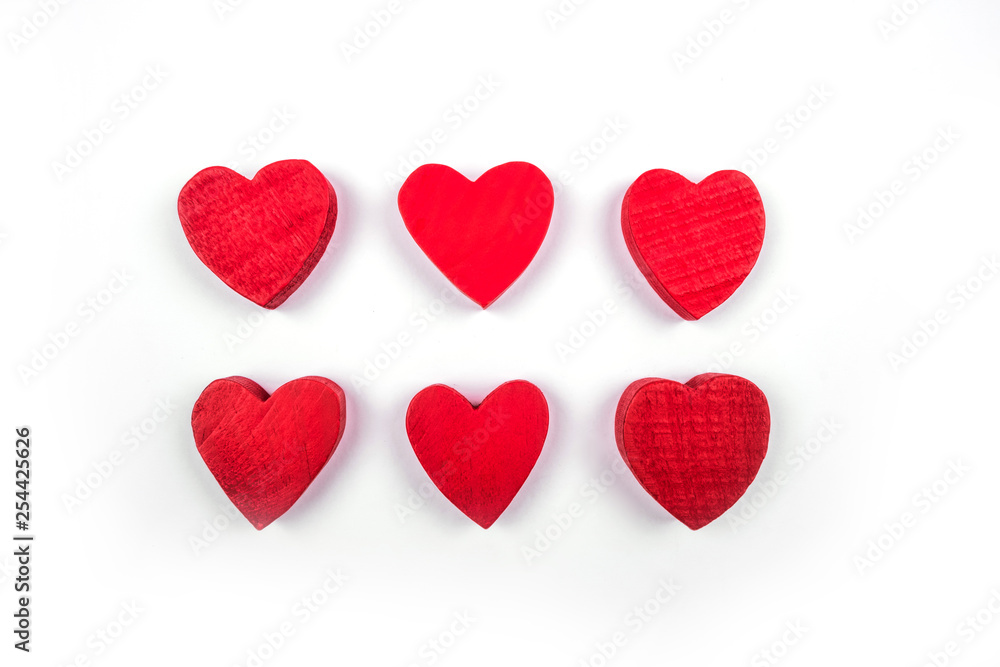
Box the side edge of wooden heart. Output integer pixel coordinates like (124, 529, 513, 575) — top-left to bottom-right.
(620, 182, 699, 321)
(614, 377, 682, 517)
(288, 376, 348, 478)
(263, 177, 339, 309)
(244, 376, 348, 528)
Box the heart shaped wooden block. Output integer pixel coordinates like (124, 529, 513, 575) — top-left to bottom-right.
(405, 381, 549, 528)
(398, 162, 553, 308)
(615, 374, 770, 529)
(622, 169, 765, 320)
(178, 159, 337, 309)
(192, 376, 346, 530)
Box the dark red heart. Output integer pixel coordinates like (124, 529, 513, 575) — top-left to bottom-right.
(178, 159, 337, 309)
(621, 169, 765, 320)
(191, 376, 346, 530)
(405, 381, 549, 528)
(398, 162, 553, 308)
(615, 374, 770, 530)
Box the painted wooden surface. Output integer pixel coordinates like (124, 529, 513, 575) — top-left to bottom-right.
(405, 381, 549, 528)
(192, 376, 346, 530)
(398, 162, 553, 308)
(178, 159, 338, 309)
(615, 373, 770, 529)
(622, 169, 765, 320)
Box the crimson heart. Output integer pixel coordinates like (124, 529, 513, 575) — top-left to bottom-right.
(178, 159, 337, 309)
(398, 162, 553, 308)
(615, 374, 770, 530)
(405, 381, 549, 528)
(192, 376, 346, 530)
(621, 169, 765, 320)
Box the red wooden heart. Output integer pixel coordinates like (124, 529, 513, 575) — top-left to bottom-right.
(405, 381, 549, 528)
(178, 159, 337, 309)
(615, 374, 770, 529)
(621, 170, 765, 320)
(398, 162, 553, 308)
(191, 376, 346, 530)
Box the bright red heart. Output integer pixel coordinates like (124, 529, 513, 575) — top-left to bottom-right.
(191, 376, 346, 530)
(398, 162, 553, 308)
(621, 169, 765, 320)
(178, 159, 337, 309)
(615, 374, 770, 530)
(405, 381, 549, 528)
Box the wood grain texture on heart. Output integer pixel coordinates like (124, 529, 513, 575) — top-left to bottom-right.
(405, 381, 549, 528)
(622, 169, 765, 320)
(192, 376, 346, 530)
(178, 159, 337, 309)
(398, 162, 553, 308)
(615, 374, 770, 529)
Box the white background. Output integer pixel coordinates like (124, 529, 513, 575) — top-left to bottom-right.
(3, 0, 1000, 665)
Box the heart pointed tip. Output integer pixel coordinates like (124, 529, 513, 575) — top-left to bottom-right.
(679, 517, 713, 530)
(469, 292, 497, 309)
